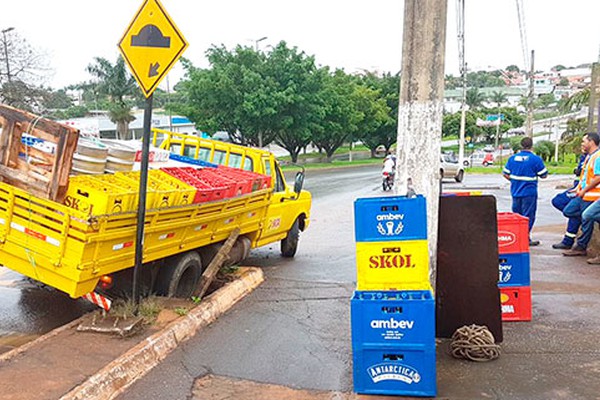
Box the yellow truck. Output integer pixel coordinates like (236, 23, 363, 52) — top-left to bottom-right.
(0, 128, 311, 300)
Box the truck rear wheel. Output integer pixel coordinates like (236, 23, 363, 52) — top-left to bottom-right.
(156, 251, 203, 298)
(281, 218, 300, 258)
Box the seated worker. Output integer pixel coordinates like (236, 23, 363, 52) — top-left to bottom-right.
(551, 153, 586, 249)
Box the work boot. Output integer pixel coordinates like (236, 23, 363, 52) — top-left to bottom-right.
(552, 242, 572, 250)
(563, 246, 587, 256)
(587, 256, 600, 265)
(529, 240, 540, 247)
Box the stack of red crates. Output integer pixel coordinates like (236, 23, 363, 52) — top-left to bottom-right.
(497, 212, 532, 321)
(160, 167, 225, 203)
(217, 165, 272, 191)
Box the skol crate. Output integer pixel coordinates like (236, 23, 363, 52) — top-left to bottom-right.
(352, 344, 436, 397)
(498, 252, 530, 287)
(500, 286, 532, 322)
(355, 240, 430, 291)
(351, 290, 434, 346)
(354, 195, 427, 242)
(497, 212, 529, 254)
(64, 176, 138, 216)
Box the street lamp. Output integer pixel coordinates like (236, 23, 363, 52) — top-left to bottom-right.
(254, 36, 267, 52)
(2, 27, 14, 82)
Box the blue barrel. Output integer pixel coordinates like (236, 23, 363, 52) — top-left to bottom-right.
(354, 195, 427, 242)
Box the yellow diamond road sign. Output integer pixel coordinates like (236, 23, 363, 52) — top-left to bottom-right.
(118, 0, 188, 97)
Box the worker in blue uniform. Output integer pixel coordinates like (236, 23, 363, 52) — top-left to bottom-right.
(551, 153, 586, 249)
(503, 137, 548, 246)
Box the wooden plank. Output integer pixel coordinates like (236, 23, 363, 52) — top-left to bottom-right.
(194, 227, 240, 299)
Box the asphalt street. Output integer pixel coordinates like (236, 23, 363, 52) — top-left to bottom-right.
(115, 166, 573, 399)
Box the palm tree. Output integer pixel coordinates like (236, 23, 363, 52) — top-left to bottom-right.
(560, 87, 590, 113)
(86, 56, 137, 139)
(465, 88, 486, 110)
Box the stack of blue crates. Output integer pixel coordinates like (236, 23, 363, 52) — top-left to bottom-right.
(352, 196, 436, 397)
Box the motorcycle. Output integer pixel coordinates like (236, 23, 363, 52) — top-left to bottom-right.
(382, 171, 394, 191)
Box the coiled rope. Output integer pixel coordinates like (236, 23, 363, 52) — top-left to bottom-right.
(450, 324, 501, 362)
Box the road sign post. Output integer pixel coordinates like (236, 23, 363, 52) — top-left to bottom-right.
(118, 0, 188, 311)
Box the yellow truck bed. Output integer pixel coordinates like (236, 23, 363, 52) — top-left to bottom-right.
(0, 180, 272, 297)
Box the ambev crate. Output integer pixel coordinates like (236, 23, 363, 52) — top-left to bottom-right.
(500, 285, 532, 321)
(497, 212, 529, 254)
(64, 176, 138, 216)
(352, 344, 436, 397)
(355, 240, 430, 291)
(351, 290, 434, 346)
(498, 252, 530, 287)
(354, 196, 427, 242)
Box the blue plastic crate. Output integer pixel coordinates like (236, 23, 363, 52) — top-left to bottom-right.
(169, 153, 218, 168)
(354, 195, 427, 242)
(352, 343, 436, 397)
(351, 290, 434, 346)
(498, 252, 530, 287)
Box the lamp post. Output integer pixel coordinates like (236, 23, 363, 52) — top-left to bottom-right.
(254, 36, 267, 52)
(2, 27, 14, 82)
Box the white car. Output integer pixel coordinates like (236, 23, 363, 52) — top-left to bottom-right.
(464, 152, 494, 167)
(440, 154, 465, 182)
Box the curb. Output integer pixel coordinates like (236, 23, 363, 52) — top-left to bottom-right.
(60, 266, 264, 400)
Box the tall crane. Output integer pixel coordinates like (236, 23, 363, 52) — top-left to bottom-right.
(456, 0, 467, 166)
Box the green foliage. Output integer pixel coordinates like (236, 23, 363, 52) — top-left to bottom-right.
(85, 56, 137, 139)
(466, 70, 505, 88)
(534, 140, 555, 161)
(466, 88, 486, 109)
(509, 136, 523, 153)
(534, 93, 556, 109)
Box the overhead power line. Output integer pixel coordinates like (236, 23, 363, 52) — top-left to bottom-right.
(515, 0, 530, 69)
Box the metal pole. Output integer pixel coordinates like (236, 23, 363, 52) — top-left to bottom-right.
(554, 123, 559, 162)
(526, 50, 535, 138)
(133, 94, 153, 312)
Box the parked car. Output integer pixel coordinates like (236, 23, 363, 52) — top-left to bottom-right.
(440, 154, 465, 182)
(464, 152, 494, 167)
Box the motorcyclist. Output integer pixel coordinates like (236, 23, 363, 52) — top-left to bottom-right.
(382, 151, 396, 190)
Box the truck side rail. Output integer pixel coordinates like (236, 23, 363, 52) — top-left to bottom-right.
(0, 180, 272, 297)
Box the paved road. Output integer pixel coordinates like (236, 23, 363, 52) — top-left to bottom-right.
(117, 166, 573, 399)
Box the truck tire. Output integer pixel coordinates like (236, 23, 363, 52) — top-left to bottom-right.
(281, 218, 300, 258)
(156, 251, 203, 298)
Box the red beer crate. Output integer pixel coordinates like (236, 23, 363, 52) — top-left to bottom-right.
(497, 212, 529, 254)
(179, 167, 232, 199)
(200, 167, 251, 197)
(160, 167, 224, 203)
(500, 286, 531, 322)
(218, 165, 271, 191)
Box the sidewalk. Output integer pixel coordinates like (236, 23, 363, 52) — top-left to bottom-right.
(0, 227, 599, 400)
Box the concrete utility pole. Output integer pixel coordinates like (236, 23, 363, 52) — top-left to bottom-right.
(396, 0, 448, 285)
(588, 63, 600, 132)
(526, 50, 535, 138)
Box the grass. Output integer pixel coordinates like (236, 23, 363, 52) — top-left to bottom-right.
(109, 296, 162, 324)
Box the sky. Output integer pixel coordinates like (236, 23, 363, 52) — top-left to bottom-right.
(1, 0, 599, 91)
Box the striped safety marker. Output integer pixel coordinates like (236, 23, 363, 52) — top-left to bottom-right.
(82, 292, 112, 311)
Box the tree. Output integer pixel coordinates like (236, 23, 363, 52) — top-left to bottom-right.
(359, 72, 399, 156)
(86, 56, 137, 139)
(0, 29, 52, 111)
(506, 65, 521, 73)
(173, 42, 322, 161)
(534, 140, 554, 162)
(490, 91, 508, 107)
(466, 88, 486, 109)
(561, 88, 589, 112)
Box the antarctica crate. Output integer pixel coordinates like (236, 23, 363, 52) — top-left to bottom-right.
(498, 252, 531, 287)
(351, 290, 434, 346)
(500, 286, 532, 321)
(497, 212, 530, 254)
(352, 344, 436, 397)
(354, 195, 427, 242)
(355, 240, 430, 291)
